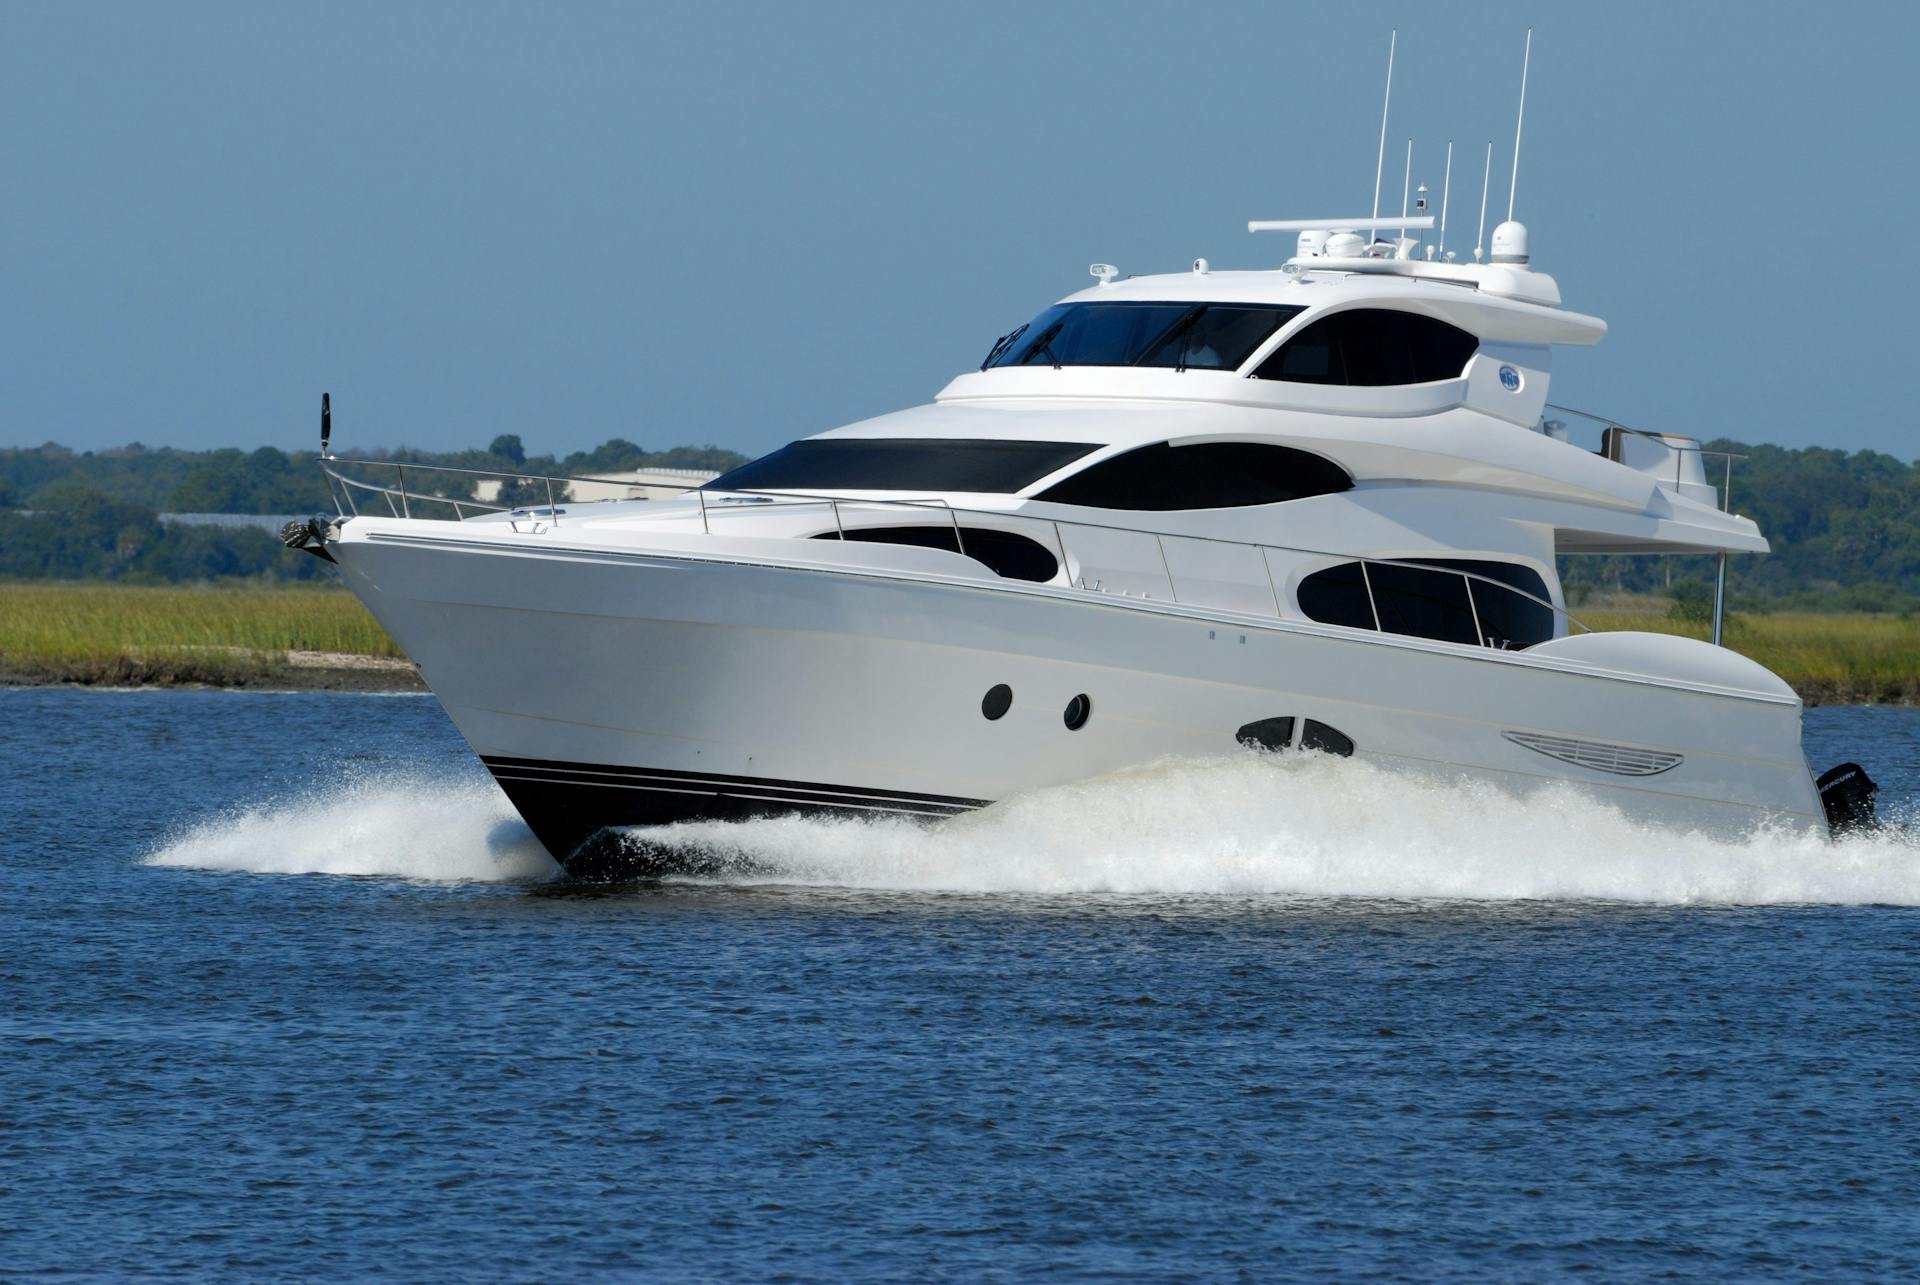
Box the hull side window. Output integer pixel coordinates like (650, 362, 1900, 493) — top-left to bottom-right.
(1367, 563, 1480, 646)
(1295, 561, 1374, 630)
(1296, 559, 1555, 648)
(1427, 559, 1555, 650)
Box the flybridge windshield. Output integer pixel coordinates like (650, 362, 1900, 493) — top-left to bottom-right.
(707, 439, 1101, 494)
(982, 302, 1305, 372)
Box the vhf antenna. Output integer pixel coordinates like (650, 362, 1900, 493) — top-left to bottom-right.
(1474, 141, 1493, 262)
(1508, 28, 1532, 222)
(1400, 137, 1413, 242)
(1370, 29, 1396, 235)
(1438, 140, 1454, 258)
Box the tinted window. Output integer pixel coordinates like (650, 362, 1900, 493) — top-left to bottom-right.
(986, 303, 1304, 371)
(709, 439, 1099, 494)
(1368, 563, 1480, 645)
(1296, 559, 1555, 648)
(1429, 559, 1555, 649)
(1295, 561, 1374, 629)
(813, 526, 1058, 582)
(1037, 442, 1351, 511)
(1252, 309, 1478, 386)
(1135, 306, 1309, 371)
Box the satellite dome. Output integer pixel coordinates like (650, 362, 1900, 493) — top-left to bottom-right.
(1324, 231, 1366, 258)
(1490, 220, 1530, 264)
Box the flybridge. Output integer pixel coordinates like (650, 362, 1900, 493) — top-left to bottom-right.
(1257, 230, 1567, 310)
(1243, 31, 1559, 306)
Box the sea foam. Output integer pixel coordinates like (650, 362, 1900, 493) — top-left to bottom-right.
(146, 774, 560, 883)
(146, 753, 1920, 905)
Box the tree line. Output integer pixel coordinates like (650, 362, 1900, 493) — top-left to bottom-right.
(0, 435, 745, 516)
(1560, 438, 1920, 612)
(1, 435, 1913, 607)
(0, 436, 746, 584)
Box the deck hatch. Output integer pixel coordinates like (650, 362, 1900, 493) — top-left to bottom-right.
(1503, 731, 1682, 777)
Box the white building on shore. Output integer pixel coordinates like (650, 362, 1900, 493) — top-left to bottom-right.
(473, 467, 718, 505)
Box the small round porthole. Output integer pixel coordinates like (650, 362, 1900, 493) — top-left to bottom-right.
(981, 684, 1013, 721)
(1063, 693, 1091, 731)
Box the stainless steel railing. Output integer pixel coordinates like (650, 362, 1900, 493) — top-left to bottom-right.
(318, 455, 1591, 645)
(1542, 404, 1746, 645)
(1544, 403, 1745, 513)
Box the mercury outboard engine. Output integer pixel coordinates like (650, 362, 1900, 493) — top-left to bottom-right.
(1817, 762, 1879, 836)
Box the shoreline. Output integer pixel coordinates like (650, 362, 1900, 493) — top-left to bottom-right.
(0, 661, 1908, 706)
(0, 650, 427, 693)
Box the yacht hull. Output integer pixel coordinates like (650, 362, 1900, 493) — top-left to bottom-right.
(332, 522, 1826, 871)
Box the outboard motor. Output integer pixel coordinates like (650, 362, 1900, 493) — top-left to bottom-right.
(1817, 762, 1879, 836)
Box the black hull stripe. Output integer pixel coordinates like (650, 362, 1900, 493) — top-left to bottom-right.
(487, 771, 969, 818)
(478, 755, 990, 815)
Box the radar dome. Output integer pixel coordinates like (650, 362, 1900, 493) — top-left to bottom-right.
(1490, 220, 1530, 264)
(1323, 231, 1366, 258)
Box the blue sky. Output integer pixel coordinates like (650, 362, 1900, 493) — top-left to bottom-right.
(3, 0, 1915, 461)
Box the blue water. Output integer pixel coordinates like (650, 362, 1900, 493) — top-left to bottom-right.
(4, 689, 1920, 1280)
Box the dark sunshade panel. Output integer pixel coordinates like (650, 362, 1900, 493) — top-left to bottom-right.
(811, 526, 1059, 583)
(1036, 442, 1352, 511)
(708, 439, 1100, 494)
(1252, 309, 1479, 386)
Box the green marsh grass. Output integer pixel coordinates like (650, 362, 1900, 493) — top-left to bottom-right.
(0, 584, 1912, 701)
(1583, 609, 1920, 704)
(0, 583, 403, 685)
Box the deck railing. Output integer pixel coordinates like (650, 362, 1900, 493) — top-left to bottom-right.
(319, 455, 1591, 648)
(1542, 404, 1744, 644)
(1544, 403, 1745, 514)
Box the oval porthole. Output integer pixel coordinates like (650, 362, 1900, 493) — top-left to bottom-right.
(981, 684, 1013, 721)
(1063, 693, 1091, 731)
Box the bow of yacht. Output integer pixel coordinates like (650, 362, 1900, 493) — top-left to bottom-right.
(295, 209, 1873, 872)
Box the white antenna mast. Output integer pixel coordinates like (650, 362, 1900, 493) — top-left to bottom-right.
(1508, 28, 1532, 221)
(1438, 140, 1454, 256)
(1399, 137, 1413, 241)
(1474, 141, 1492, 262)
(1370, 29, 1396, 232)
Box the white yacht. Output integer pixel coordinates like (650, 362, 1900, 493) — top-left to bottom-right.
(297, 215, 1874, 873)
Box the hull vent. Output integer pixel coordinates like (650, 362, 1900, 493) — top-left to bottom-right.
(1503, 731, 1682, 777)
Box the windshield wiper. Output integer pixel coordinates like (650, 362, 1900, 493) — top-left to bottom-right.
(1022, 321, 1065, 368)
(980, 323, 1028, 371)
(1138, 306, 1209, 372)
